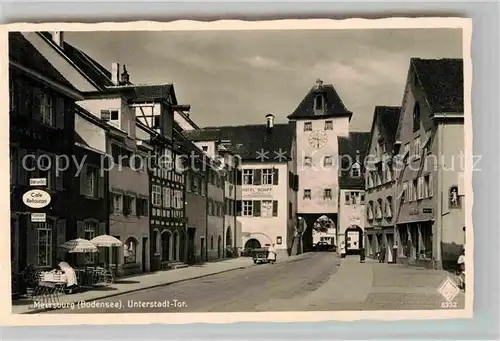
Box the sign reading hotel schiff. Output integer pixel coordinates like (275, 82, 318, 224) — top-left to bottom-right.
(242, 187, 273, 198)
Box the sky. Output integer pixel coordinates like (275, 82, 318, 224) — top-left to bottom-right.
(66, 28, 463, 132)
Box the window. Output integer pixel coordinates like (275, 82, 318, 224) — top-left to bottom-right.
(261, 200, 273, 217)
(367, 202, 374, 220)
(323, 156, 333, 167)
(124, 238, 137, 264)
(345, 192, 350, 204)
(351, 163, 361, 177)
(414, 137, 421, 159)
(360, 193, 365, 205)
(40, 92, 54, 126)
(304, 122, 312, 131)
(402, 182, 408, 203)
(152, 185, 162, 206)
(324, 120, 333, 130)
(242, 200, 253, 216)
(345, 191, 361, 205)
(385, 197, 393, 218)
(243, 169, 254, 185)
(84, 222, 97, 263)
(210, 235, 214, 250)
(163, 188, 170, 208)
(315, 95, 324, 111)
(385, 165, 392, 182)
(424, 174, 432, 198)
(113, 194, 123, 213)
(404, 143, 411, 163)
(261, 169, 274, 185)
(37, 221, 54, 267)
(123, 195, 134, 215)
(412, 179, 418, 201)
(303, 189, 311, 199)
(304, 156, 312, 167)
(413, 102, 420, 133)
(83, 166, 97, 197)
(417, 177, 424, 200)
(136, 198, 149, 216)
(324, 189, 332, 200)
(375, 199, 383, 219)
(202, 146, 208, 152)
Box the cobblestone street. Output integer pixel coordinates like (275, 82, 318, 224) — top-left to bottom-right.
(41, 253, 465, 314)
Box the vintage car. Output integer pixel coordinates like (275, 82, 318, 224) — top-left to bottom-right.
(252, 248, 273, 264)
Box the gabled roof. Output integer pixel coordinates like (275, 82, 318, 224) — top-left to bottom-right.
(183, 123, 295, 162)
(338, 132, 371, 190)
(288, 83, 352, 120)
(368, 106, 402, 149)
(108, 84, 173, 102)
(411, 58, 464, 113)
(9, 32, 76, 90)
(39, 32, 114, 90)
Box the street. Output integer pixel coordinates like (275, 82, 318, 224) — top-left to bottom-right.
(44, 253, 464, 314)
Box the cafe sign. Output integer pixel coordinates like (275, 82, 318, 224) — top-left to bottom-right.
(22, 189, 51, 209)
(242, 187, 273, 198)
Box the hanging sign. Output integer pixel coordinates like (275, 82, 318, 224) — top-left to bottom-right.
(31, 213, 47, 223)
(30, 178, 47, 187)
(22, 189, 51, 209)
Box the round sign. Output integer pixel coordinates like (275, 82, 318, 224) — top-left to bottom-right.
(22, 189, 51, 209)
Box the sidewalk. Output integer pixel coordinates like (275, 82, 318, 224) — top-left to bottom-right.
(12, 253, 311, 314)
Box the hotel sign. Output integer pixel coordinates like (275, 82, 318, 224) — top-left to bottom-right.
(242, 187, 273, 198)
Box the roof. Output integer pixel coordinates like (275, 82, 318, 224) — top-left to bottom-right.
(39, 32, 114, 90)
(338, 132, 371, 189)
(112, 84, 173, 102)
(9, 32, 76, 90)
(183, 123, 295, 162)
(370, 106, 401, 146)
(411, 58, 464, 113)
(288, 83, 352, 120)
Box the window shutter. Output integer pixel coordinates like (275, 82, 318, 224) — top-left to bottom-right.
(253, 169, 261, 185)
(273, 169, 279, 185)
(272, 201, 278, 217)
(123, 196, 130, 215)
(31, 88, 41, 121)
(109, 194, 115, 214)
(294, 175, 299, 191)
(17, 149, 27, 186)
(236, 200, 242, 216)
(253, 200, 261, 216)
(77, 221, 85, 238)
(136, 199, 142, 217)
(79, 165, 87, 195)
(97, 170, 104, 198)
(236, 169, 242, 185)
(429, 174, 433, 197)
(55, 97, 65, 129)
(56, 219, 66, 259)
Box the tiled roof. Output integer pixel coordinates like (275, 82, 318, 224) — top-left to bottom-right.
(411, 58, 464, 113)
(9, 32, 75, 89)
(288, 83, 352, 120)
(113, 84, 172, 102)
(183, 123, 295, 162)
(39, 32, 114, 89)
(338, 132, 371, 190)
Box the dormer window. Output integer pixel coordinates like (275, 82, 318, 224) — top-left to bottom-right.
(314, 95, 324, 112)
(350, 162, 361, 177)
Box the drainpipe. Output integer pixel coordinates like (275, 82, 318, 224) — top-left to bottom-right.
(435, 122, 444, 269)
(205, 171, 209, 263)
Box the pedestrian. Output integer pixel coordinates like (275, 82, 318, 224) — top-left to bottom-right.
(379, 245, 386, 263)
(340, 241, 346, 258)
(267, 244, 277, 264)
(360, 248, 365, 263)
(457, 249, 465, 290)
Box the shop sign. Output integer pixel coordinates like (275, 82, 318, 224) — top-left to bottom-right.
(31, 213, 46, 223)
(22, 189, 51, 209)
(422, 208, 433, 214)
(30, 178, 47, 187)
(242, 187, 273, 198)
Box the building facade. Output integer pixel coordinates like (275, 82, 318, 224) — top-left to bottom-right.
(364, 106, 401, 261)
(184, 115, 300, 258)
(337, 132, 370, 255)
(288, 79, 353, 251)
(9, 32, 82, 293)
(393, 58, 465, 269)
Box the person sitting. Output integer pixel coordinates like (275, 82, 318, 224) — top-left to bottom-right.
(56, 258, 78, 293)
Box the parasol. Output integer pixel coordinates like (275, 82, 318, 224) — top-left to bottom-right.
(90, 234, 122, 247)
(59, 238, 98, 253)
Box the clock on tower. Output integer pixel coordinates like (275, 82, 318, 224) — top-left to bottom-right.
(308, 130, 328, 149)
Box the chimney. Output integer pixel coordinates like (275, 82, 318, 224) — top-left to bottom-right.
(315, 78, 324, 89)
(265, 113, 275, 132)
(120, 65, 130, 85)
(111, 63, 120, 85)
(52, 31, 64, 48)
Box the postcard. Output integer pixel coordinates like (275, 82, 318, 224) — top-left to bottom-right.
(1, 17, 473, 326)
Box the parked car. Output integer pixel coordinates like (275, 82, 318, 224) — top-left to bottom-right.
(252, 248, 274, 264)
(314, 242, 332, 251)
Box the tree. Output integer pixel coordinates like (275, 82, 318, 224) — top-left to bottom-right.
(313, 216, 333, 233)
